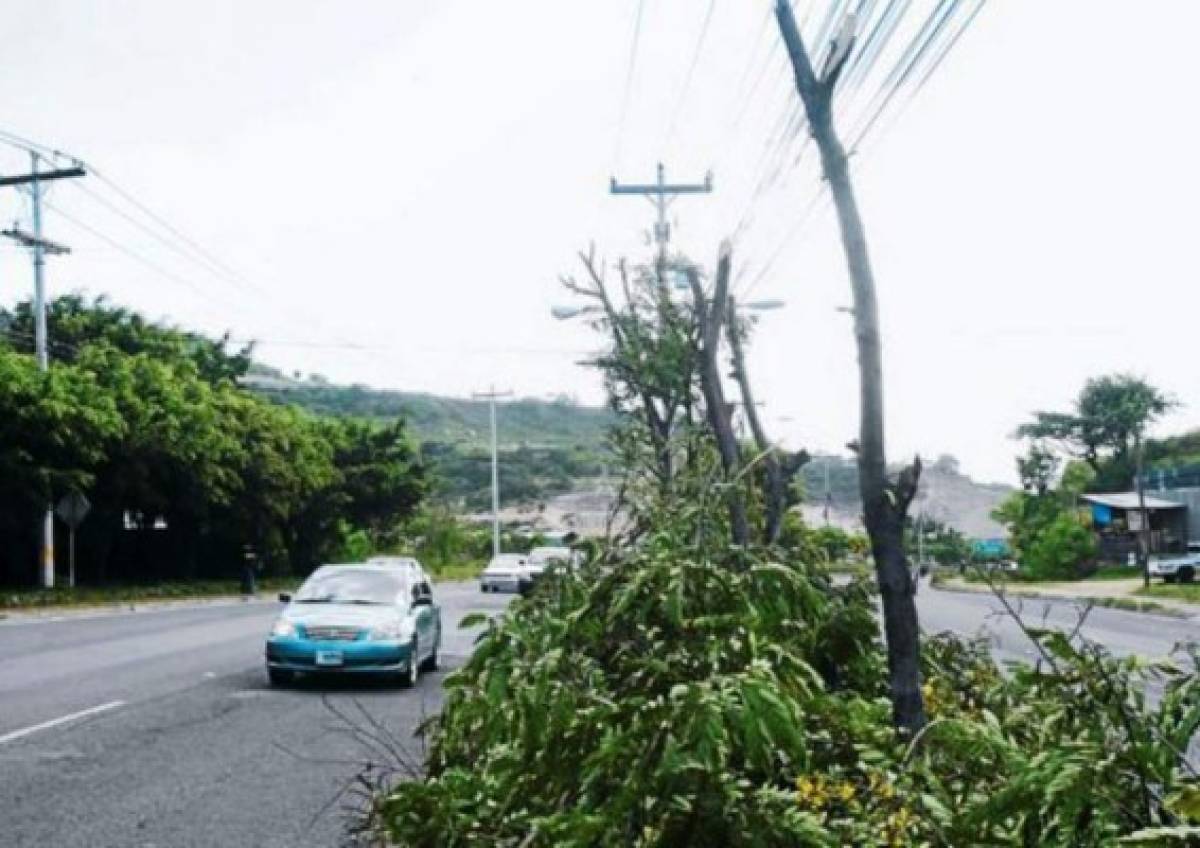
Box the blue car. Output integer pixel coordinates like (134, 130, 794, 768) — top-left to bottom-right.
(265, 561, 441, 687)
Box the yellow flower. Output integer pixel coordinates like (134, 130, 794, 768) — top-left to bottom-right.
(885, 806, 916, 847)
(795, 775, 829, 809)
(868, 771, 896, 800)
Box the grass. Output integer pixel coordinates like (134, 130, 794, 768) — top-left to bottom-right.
(0, 576, 299, 611)
(953, 565, 1142, 585)
(427, 559, 487, 582)
(1137, 583, 1200, 603)
(825, 560, 871, 575)
(0, 558, 490, 613)
(1089, 596, 1181, 616)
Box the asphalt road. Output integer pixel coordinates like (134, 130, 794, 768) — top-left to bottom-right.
(917, 581, 1200, 663)
(0, 581, 511, 848)
(5, 578, 1199, 847)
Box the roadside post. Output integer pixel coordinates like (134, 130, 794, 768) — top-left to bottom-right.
(241, 545, 258, 596)
(55, 491, 91, 589)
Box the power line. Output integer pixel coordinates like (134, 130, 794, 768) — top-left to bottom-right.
(847, 0, 962, 150)
(612, 0, 648, 170)
(662, 0, 719, 152)
(41, 198, 217, 302)
(84, 167, 259, 291)
(66, 179, 258, 300)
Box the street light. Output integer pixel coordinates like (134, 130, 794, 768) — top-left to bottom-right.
(742, 299, 786, 312)
(551, 305, 600, 321)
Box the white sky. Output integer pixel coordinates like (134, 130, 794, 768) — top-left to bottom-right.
(1, 0, 1197, 486)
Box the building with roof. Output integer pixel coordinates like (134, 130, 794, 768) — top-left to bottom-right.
(1081, 492, 1189, 561)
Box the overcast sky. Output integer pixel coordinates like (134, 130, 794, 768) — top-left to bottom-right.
(1, 0, 1197, 486)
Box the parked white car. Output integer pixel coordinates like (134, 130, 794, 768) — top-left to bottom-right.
(480, 554, 529, 593)
(525, 546, 575, 579)
(1149, 553, 1200, 584)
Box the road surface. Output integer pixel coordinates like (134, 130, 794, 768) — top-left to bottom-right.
(918, 582, 1200, 663)
(5, 579, 1198, 847)
(0, 581, 510, 848)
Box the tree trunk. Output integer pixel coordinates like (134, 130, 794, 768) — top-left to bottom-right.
(726, 297, 786, 544)
(690, 246, 750, 548)
(775, 0, 925, 735)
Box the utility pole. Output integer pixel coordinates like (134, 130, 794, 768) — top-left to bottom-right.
(610, 162, 713, 284)
(472, 387, 513, 559)
(1135, 429, 1150, 589)
(0, 153, 85, 588)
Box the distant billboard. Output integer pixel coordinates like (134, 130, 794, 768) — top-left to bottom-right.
(972, 538, 1009, 559)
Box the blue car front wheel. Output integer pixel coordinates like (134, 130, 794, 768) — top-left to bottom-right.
(401, 639, 420, 688)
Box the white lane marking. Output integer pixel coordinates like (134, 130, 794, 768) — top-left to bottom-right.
(0, 700, 125, 745)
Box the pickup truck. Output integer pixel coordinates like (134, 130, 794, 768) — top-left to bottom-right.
(1148, 553, 1200, 584)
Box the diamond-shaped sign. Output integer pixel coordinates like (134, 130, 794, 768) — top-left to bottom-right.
(56, 491, 91, 530)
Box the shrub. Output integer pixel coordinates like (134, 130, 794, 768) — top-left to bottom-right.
(1023, 512, 1098, 580)
(371, 519, 1200, 846)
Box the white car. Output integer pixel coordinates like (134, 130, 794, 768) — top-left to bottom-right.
(480, 554, 529, 593)
(525, 546, 575, 579)
(1149, 553, 1200, 584)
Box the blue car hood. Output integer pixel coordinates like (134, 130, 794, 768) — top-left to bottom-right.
(281, 603, 402, 629)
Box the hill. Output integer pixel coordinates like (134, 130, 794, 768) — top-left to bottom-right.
(248, 368, 1011, 536)
(244, 366, 612, 449)
(800, 453, 1011, 539)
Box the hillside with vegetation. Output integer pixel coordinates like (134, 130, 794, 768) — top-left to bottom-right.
(246, 365, 611, 448)
(246, 365, 613, 509)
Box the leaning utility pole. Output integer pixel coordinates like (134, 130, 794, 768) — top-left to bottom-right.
(775, 0, 925, 734)
(0, 153, 86, 588)
(472, 387, 513, 559)
(610, 162, 712, 285)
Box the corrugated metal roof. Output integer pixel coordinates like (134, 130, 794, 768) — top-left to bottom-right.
(1080, 492, 1186, 510)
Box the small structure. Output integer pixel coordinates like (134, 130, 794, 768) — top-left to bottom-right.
(1081, 492, 1189, 561)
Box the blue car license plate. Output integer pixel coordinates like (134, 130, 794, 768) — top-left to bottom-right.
(315, 650, 344, 667)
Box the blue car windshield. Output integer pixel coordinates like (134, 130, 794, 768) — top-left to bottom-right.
(294, 569, 403, 605)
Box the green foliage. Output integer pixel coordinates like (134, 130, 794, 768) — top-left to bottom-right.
(421, 441, 605, 510)
(379, 519, 883, 846)
(0, 296, 427, 586)
(376, 509, 1200, 845)
(1021, 512, 1098, 580)
(251, 379, 612, 449)
(992, 484, 1097, 580)
(906, 516, 972, 566)
(1018, 374, 1174, 491)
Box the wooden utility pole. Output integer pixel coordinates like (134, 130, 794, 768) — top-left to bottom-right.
(610, 163, 712, 287)
(774, 0, 925, 734)
(0, 154, 86, 589)
(1135, 430, 1150, 589)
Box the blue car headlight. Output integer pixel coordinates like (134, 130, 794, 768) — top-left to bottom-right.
(271, 619, 297, 638)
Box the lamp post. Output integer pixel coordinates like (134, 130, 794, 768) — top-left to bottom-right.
(472, 386, 513, 559)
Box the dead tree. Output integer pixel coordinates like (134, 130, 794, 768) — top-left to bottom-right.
(726, 296, 786, 545)
(686, 243, 750, 548)
(563, 248, 682, 489)
(775, 0, 926, 734)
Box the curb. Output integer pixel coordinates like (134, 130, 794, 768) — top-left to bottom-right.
(927, 581, 1199, 621)
(0, 594, 278, 625)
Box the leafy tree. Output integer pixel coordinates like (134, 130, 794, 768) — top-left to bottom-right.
(0, 297, 427, 587)
(1016, 443, 1060, 496)
(1018, 374, 1175, 491)
(1022, 512, 1098, 580)
(333, 419, 427, 544)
